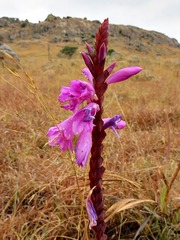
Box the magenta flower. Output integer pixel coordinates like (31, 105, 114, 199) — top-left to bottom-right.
(47, 117, 73, 151)
(82, 68, 93, 83)
(86, 187, 97, 229)
(98, 43, 107, 62)
(81, 51, 94, 75)
(105, 62, 116, 76)
(58, 79, 96, 112)
(85, 42, 93, 55)
(82, 61, 116, 84)
(75, 130, 92, 167)
(82, 65, 142, 88)
(103, 115, 126, 137)
(106, 66, 142, 85)
(73, 102, 99, 167)
(47, 103, 99, 167)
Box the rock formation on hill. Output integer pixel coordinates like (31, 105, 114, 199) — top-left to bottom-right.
(0, 14, 179, 51)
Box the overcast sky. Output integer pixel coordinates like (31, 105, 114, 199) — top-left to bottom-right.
(0, 0, 180, 42)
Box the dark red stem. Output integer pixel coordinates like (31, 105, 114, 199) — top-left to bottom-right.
(88, 19, 109, 240)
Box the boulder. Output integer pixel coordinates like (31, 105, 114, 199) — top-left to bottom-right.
(0, 43, 19, 62)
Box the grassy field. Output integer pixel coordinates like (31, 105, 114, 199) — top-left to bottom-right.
(0, 37, 180, 239)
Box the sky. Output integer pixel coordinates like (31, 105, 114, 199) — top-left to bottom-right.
(0, 0, 180, 43)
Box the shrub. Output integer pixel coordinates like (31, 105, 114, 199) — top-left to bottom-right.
(20, 20, 28, 28)
(58, 46, 78, 57)
(107, 48, 115, 56)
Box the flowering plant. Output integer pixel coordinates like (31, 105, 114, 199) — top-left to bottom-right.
(47, 19, 142, 239)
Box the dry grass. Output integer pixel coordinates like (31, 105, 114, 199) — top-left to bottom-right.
(0, 39, 180, 239)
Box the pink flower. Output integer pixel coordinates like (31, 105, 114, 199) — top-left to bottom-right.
(105, 62, 116, 76)
(58, 80, 96, 112)
(82, 68, 93, 84)
(106, 66, 142, 85)
(47, 103, 100, 167)
(75, 130, 92, 167)
(81, 51, 94, 75)
(86, 187, 97, 229)
(82, 62, 117, 84)
(85, 42, 93, 56)
(73, 102, 99, 167)
(103, 115, 126, 137)
(98, 43, 107, 62)
(47, 117, 73, 151)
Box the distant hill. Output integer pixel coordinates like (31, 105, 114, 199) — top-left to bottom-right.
(0, 14, 179, 54)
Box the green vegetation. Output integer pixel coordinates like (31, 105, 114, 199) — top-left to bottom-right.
(58, 46, 78, 57)
(107, 48, 115, 56)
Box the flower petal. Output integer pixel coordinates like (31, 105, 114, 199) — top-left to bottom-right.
(103, 116, 126, 137)
(47, 126, 61, 146)
(98, 43, 107, 62)
(75, 130, 92, 167)
(106, 66, 142, 84)
(81, 51, 94, 75)
(111, 119, 126, 137)
(103, 115, 122, 130)
(115, 119, 126, 130)
(73, 103, 100, 167)
(58, 80, 95, 112)
(85, 42, 93, 55)
(86, 187, 97, 229)
(47, 119, 73, 151)
(106, 62, 116, 75)
(82, 68, 93, 83)
(72, 102, 99, 134)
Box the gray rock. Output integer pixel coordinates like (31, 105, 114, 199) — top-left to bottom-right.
(0, 43, 19, 61)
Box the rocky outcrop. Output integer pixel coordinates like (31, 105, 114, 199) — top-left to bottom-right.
(0, 15, 179, 49)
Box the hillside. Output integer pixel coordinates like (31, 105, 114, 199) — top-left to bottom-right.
(0, 14, 179, 54)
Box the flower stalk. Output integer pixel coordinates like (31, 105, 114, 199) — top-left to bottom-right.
(87, 18, 109, 240)
(47, 18, 142, 240)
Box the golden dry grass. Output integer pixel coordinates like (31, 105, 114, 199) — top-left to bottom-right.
(0, 39, 180, 239)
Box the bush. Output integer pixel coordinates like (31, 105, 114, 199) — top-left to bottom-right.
(58, 46, 78, 57)
(107, 49, 115, 56)
(20, 20, 28, 28)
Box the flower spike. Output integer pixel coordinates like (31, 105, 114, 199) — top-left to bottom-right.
(47, 19, 143, 240)
(95, 18, 109, 53)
